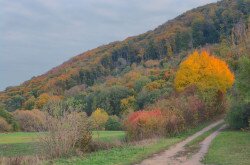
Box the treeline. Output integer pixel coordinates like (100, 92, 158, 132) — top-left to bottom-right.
(0, 0, 249, 113)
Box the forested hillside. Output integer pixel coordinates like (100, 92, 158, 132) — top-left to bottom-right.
(0, 0, 249, 114)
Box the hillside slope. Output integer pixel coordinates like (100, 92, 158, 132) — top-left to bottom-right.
(1, 0, 249, 112)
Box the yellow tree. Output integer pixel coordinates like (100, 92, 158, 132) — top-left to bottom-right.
(174, 50, 234, 92)
(91, 108, 109, 130)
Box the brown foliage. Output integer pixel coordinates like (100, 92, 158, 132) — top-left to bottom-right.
(12, 109, 46, 132)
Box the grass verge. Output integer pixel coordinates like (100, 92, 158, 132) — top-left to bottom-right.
(203, 130, 250, 165)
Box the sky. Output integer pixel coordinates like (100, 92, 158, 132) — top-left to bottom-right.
(0, 0, 218, 91)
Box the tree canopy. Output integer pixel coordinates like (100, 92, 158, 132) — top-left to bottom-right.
(174, 50, 235, 92)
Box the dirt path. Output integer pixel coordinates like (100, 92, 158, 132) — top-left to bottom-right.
(137, 120, 225, 165)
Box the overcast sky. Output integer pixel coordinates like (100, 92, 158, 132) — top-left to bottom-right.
(0, 0, 218, 91)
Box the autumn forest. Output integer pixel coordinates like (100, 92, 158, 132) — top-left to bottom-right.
(0, 0, 249, 164)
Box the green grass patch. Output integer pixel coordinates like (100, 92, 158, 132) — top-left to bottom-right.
(0, 132, 42, 144)
(0, 132, 42, 157)
(93, 131, 125, 142)
(203, 130, 250, 165)
(0, 142, 40, 157)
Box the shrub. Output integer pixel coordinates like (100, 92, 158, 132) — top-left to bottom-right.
(39, 112, 92, 159)
(125, 109, 165, 140)
(13, 109, 46, 132)
(0, 117, 11, 132)
(161, 108, 186, 135)
(105, 115, 122, 131)
(227, 103, 250, 129)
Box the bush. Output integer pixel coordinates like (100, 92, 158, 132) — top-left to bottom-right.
(227, 103, 250, 129)
(13, 109, 46, 132)
(0, 117, 11, 132)
(0, 106, 19, 131)
(125, 109, 165, 140)
(105, 115, 122, 131)
(39, 112, 92, 159)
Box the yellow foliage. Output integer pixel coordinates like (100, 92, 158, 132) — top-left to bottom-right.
(35, 93, 61, 109)
(145, 80, 165, 91)
(35, 93, 50, 109)
(91, 108, 109, 130)
(121, 96, 136, 109)
(174, 50, 234, 92)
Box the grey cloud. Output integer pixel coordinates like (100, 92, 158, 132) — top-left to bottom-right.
(0, 0, 217, 90)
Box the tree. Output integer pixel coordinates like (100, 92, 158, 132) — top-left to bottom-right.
(91, 108, 109, 131)
(174, 50, 234, 92)
(236, 57, 250, 102)
(5, 95, 25, 111)
(105, 115, 122, 131)
(24, 96, 36, 110)
(36, 93, 61, 109)
(35, 93, 50, 109)
(92, 86, 132, 115)
(121, 96, 136, 115)
(134, 77, 151, 92)
(143, 40, 159, 60)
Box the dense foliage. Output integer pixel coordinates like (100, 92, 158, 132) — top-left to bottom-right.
(0, 105, 19, 131)
(0, 0, 249, 114)
(227, 56, 250, 129)
(174, 50, 234, 92)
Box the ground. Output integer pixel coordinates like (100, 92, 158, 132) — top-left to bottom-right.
(137, 120, 224, 165)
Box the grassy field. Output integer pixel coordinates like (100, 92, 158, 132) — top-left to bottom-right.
(0, 131, 125, 157)
(0, 121, 218, 165)
(203, 130, 250, 165)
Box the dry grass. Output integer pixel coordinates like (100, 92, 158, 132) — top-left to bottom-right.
(0, 156, 43, 165)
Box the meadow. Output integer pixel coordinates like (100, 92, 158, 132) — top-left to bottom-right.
(0, 131, 125, 157)
(203, 130, 250, 165)
(0, 121, 213, 164)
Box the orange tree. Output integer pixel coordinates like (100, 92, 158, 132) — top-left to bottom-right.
(174, 50, 234, 92)
(174, 50, 235, 117)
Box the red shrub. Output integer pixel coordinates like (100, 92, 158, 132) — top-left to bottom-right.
(125, 109, 165, 140)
